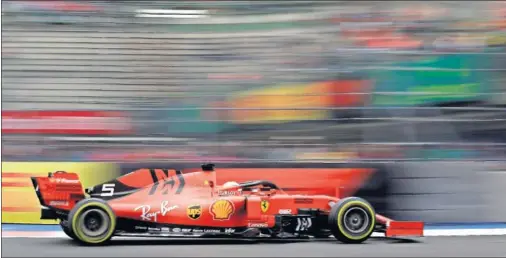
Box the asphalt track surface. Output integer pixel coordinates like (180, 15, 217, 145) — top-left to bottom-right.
(3, 236, 506, 257)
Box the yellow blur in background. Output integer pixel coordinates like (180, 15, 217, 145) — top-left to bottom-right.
(228, 81, 335, 124)
(2, 162, 119, 224)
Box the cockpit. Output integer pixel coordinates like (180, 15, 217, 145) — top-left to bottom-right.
(217, 180, 285, 197)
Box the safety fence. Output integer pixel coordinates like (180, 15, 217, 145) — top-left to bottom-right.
(2, 1, 506, 162)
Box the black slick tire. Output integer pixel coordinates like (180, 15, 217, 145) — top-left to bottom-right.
(60, 221, 77, 240)
(67, 198, 116, 245)
(328, 196, 376, 244)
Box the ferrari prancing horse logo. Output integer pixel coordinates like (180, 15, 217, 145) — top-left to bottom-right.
(261, 200, 270, 213)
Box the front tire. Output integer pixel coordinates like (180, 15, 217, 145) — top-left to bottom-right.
(68, 198, 116, 245)
(328, 197, 376, 244)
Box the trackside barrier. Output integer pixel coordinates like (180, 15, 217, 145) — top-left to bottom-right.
(384, 161, 506, 223)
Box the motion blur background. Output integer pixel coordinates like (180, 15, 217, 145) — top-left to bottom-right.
(2, 0, 506, 224)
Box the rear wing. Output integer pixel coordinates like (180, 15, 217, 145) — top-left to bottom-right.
(31, 171, 86, 220)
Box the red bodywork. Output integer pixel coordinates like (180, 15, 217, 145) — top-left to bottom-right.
(32, 166, 423, 238)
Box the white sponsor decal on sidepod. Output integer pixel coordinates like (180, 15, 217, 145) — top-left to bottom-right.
(225, 228, 236, 233)
(248, 223, 268, 228)
(218, 190, 238, 196)
(134, 201, 178, 222)
(278, 209, 292, 215)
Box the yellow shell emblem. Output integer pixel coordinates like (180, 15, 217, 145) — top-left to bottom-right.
(261, 200, 270, 213)
(210, 199, 235, 220)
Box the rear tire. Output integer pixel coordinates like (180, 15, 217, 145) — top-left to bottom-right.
(328, 197, 376, 244)
(60, 221, 77, 240)
(68, 198, 116, 245)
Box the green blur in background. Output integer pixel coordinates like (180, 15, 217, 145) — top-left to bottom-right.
(371, 53, 490, 106)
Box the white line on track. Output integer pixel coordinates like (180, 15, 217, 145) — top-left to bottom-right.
(424, 228, 506, 236)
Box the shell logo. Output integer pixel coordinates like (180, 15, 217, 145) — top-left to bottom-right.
(209, 199, 235, 220)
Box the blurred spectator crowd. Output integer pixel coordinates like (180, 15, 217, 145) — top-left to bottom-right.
(2, 0, 506, 162)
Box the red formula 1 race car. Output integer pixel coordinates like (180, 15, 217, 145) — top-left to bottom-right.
(31, 164, 424, 245)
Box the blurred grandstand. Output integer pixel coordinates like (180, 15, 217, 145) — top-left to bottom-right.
(2, 0, 506, 162)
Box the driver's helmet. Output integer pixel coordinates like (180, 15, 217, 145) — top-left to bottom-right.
(223, 181, 239, 188)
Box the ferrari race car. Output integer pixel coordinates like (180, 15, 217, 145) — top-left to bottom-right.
(31, 164, 424, 245)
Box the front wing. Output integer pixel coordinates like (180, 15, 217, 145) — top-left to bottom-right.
(385, 221, 424, 238)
